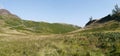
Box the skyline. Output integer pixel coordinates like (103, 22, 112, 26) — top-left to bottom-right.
(0, 0, 120, 27)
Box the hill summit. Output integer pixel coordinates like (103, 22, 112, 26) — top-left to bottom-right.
(0, 9, 12, 15)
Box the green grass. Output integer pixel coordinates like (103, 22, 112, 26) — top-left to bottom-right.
(0, 34, 102, 56)
(87, 32, 120, 56)
(0, 32, 120, 56)
(0, 15, 80, 34)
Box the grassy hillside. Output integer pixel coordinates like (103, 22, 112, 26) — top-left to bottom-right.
(0, 5, 120, 56)
(0, 10, 80, 34)
(84, 5, 120, 33)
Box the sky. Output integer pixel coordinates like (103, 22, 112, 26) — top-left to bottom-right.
(0, 0, 120, 27)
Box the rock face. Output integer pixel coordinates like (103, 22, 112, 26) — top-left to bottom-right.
(0, 9, 12, 15)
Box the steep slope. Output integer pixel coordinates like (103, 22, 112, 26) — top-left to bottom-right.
(85, 14, 120, 27)
(76, 5, 120, 33)
(85, 5, 120, 30)
(0, 9, 80, 34)
(85, 14, 120, 32)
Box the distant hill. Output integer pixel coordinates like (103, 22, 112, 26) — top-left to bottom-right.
(0, 9, 80, 34)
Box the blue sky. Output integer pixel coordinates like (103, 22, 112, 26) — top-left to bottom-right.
(0, 0, 120, 27)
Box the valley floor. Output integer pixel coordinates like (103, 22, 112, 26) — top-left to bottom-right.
(0, 32, 120, 56)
